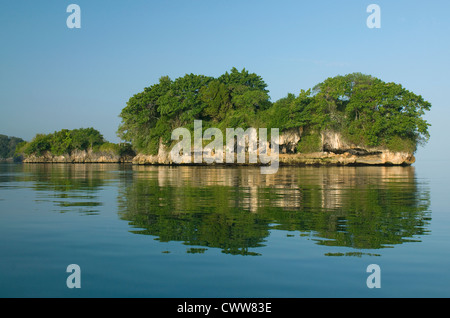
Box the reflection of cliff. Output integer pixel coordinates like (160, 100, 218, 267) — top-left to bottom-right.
(118, 166, 431, 255)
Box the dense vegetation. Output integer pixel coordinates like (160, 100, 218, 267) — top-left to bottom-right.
(117, 68, 272, 155)
(118, 68, 431, 155)
(15, 128, 133, 157)
(14, 68, 431, 159)
(0, 134, 24, 159)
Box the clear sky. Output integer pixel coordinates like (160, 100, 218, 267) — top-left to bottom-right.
(1, 0, 449, 162)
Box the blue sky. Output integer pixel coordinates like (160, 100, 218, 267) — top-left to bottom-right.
(1, 0, 449, 161)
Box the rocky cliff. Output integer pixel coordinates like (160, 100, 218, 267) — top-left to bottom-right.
(19, 129, 415, 166)
(278, 151, 414, 166)
(22, 149, 133, 163)
(130, 130, 415, 166)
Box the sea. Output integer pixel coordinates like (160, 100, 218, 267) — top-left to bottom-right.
(0, 160, 449, 298)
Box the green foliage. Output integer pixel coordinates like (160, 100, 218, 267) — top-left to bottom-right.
(17, 128, 117, 156)
(296, 132, 322, 153)
(311, 73, 431, 152)
(71, 128, 104, 150)
(23, 134, 52, 156)
(96, 142, 135, 156)
(261, 89, 314, 131)
(199, 80, 232, 121)
(118, 67, 271, 155)
(0, 134, 24, 159)
(383, 136, 417, 153)
(96, 142, 120, 154)
(118, 70, 431, 155)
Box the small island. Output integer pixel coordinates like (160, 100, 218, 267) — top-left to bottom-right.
(14, 128, 135, 163)
(13, 69, 431, 166)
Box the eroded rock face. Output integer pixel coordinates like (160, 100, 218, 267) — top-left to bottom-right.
(322, 130, 349, 152)
(21, 130, 416, 166)
(276, 130, 415, 166)
(381, 151, 415, 165)
(278, 151, 415, 166)
(321, 130, 383, 154)
(126, 130, 416, 166)
(132, 140, 172, 164)
(22, 149, 132, 163)
(278, 128, 303, 153)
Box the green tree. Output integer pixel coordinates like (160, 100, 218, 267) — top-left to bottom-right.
(199, 80, 232, 122)
(72, 128, 105, 150)
(17, 128, 107, 157)
(24, 134, 52, 156)
(50, 129, 73, 155)
(117, 68, 271, 154)
(311, 73, 431, 151)
(0, 134, 24, 159)
(117, 70, 431, 155)
(118, 76, 173, 154)
(260, 89, 314, 131)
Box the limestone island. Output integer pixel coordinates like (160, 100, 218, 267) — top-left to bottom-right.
(15, 69, 430, 167)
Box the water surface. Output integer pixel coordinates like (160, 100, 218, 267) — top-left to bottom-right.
(0, 162, 448, 297)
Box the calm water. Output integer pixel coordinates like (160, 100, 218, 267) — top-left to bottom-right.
(0, 162, 449, 298)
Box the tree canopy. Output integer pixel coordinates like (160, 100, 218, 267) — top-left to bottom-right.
(112, 68, 431, 154)
(118, 69, 431, 155)
(0, 134, 24, 159)
(16, 128, 105, 156)
(118, 67, 272, 154)
(311, 73, 431, 151)
(12, 69, 430, 160)
(15, 128, 133, 157)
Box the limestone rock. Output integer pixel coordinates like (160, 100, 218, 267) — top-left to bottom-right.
(22, 149, 131, 163)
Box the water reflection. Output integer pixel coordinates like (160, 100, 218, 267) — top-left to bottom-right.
(0, 163, 114, 215)
(118, 165, 431, 256)
(0, 163, 431, 255)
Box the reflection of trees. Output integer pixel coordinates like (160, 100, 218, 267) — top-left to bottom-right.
(118, 166, 431, 255)
(22, 164, 108, 191)
(7, 164, 120, 215)
(117, 175, 269, 256)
